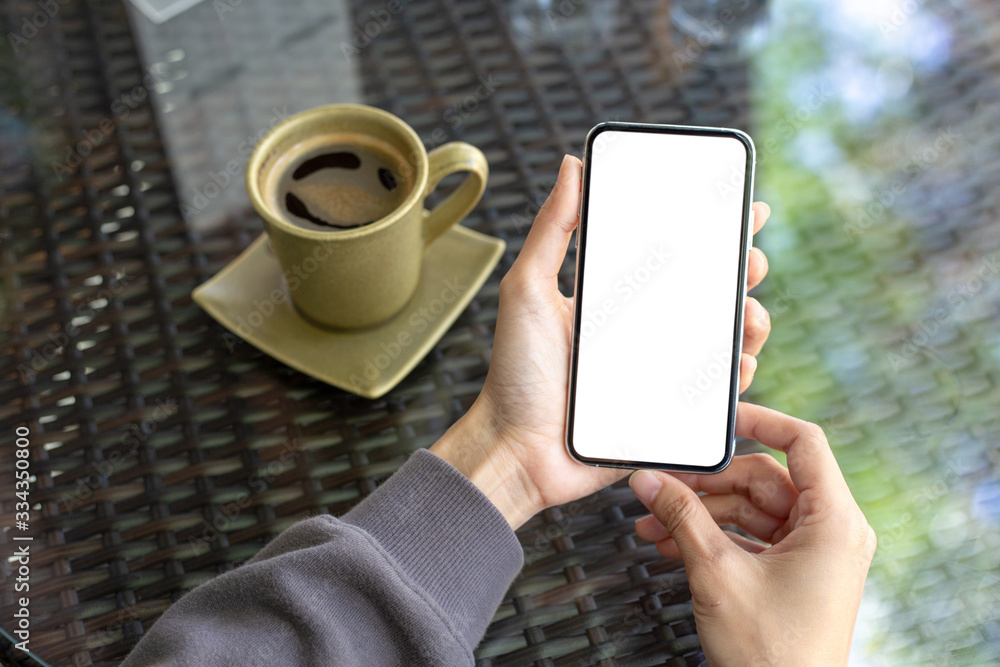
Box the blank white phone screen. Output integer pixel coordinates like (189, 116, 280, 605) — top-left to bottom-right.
(571, 129, 751, 468)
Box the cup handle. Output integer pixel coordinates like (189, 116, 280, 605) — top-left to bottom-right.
(422, 142, 489, 247)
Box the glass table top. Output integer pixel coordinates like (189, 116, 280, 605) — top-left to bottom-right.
(1, 0, 998, 664)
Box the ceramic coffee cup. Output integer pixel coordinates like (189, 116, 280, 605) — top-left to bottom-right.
(246, 104, 489, 329)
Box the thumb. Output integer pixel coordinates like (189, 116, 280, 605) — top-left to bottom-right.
(630, 470, 735, 564)
(513, 154, 581, 280)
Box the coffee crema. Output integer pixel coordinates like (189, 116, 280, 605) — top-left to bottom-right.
(265, 133, 412, 231)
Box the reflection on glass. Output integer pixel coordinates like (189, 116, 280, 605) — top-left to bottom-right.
(667, 0, 769, 67)
(671, 0, 768, 45)
(508, 0, 619, 51)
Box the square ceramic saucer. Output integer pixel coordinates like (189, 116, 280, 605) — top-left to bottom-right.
(193, 225, 505, 399)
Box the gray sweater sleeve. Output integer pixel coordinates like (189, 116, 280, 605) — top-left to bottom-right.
(120, 449, 524, 666)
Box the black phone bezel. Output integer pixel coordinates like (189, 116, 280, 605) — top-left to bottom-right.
(564, 121, 756, 474)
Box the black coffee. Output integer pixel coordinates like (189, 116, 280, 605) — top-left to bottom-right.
(268, 134, 411, 231)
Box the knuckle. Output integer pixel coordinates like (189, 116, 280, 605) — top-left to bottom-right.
(832, 507, 871, 545)
(549, 212, 577, 234)
(747, 453, 786, 501)
(750, 489, 771, 510)
(799, 421, 827, 444)
(749, 298, 768, 321)
(746, 452, 775, 468)
(659, 493, 699, 535)
(734, 495, 758, 522)
(758, 311, 772, 335)
(865, 525, 878, 560)
(850, 507, 872, 538)
(847, 522, 874, 566)
(851, 517, 870, 545)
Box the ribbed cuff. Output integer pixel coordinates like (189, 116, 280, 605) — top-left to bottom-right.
(343, 448, 523, 651)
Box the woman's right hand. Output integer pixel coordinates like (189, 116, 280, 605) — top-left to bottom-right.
(629, 402, 876, 666)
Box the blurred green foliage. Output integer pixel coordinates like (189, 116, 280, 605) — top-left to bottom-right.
(745, 0, 1000, 663)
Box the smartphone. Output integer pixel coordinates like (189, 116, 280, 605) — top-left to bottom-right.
(565, 122, 755, 473)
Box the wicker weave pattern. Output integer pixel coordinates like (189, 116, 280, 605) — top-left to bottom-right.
(0, 0, 753, 664)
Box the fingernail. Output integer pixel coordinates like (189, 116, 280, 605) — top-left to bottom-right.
(746, 355, 757, 377)
(559, 153, 575, 177)
(629, 470, 662, 505)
